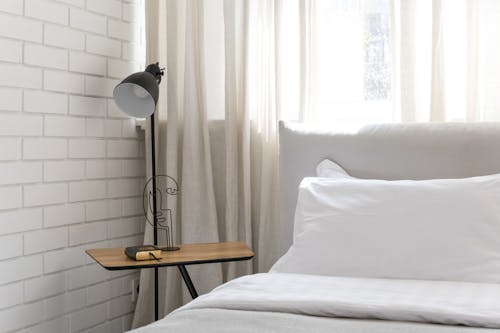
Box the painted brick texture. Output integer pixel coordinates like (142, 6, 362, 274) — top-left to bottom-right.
(0, 0, 146, 332)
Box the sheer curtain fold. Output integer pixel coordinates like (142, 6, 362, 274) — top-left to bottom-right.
(298, 0, 316, 122)
(465, 0, 479, 122)
(429, 0, 445, 121)
(222, 0, 253, 278)
(180, 0, 223, 302)
(395, 0, 418, 122)
(394, 0, 484, 122)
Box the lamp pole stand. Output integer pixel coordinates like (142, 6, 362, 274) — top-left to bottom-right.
(113, 62, 166, 322)
(150, 114, 159, 321)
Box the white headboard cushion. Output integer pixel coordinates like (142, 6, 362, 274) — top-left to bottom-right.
(277, 121, 500, 259)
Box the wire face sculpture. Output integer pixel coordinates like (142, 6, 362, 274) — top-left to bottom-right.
(143, 175, 180, 251)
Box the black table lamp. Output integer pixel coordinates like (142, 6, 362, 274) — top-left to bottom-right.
(114, 62, 178, 248)
(113, 62, 177, 320)
(114, 63, 161, 117)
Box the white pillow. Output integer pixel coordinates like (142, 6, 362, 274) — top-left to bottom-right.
(271, 172, 500, 283)
(316, 159, 351, 178)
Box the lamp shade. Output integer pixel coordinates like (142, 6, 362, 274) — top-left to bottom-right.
(113, 64, 162, 117)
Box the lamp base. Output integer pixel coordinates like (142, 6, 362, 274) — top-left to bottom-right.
(159, 246, 180, 252)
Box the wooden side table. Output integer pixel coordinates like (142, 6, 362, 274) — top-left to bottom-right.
(86, 241, 254, 320)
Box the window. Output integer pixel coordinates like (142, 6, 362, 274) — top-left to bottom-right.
(280, 0, 393, 125)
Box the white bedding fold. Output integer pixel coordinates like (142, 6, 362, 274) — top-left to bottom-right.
(177, 273, 500, 328)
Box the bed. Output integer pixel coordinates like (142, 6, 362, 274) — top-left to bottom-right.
(130, 121, 500, 332)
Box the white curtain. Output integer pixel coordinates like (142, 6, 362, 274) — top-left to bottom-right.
(393, 0, 500, 122)
(132, 0, 283, 328)
(133, 0, 500, 328)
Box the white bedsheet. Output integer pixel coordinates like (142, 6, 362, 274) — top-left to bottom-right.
(130, 273, 500, 332)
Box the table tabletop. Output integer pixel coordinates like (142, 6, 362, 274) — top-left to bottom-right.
(86, 241, 254, 270)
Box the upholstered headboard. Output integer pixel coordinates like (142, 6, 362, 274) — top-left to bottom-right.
(277, 121, 500, 259)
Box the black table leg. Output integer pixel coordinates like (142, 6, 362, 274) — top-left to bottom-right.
(177, 265, 199, 299)
(154, 267, 158, 321)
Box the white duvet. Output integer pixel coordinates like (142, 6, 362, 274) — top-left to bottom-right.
(130, 273, 500, 332)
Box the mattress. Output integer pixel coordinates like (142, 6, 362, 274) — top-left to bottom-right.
(129, 273, 500, 332)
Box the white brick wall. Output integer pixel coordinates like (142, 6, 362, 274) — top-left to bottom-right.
(0, 162, 42, 185)
(0, 113, 43, 136)
(0, 39, 22, 63)
(25, 0, 69, 25)
(0, 88, 22, 111)
(0, 1, 24, 16)
(24, 272, 67, 302)
(44, 70, 85, 94)
(70, 52, 107, 76)
(86, 35, 121, 58)
(23, 138, 67, 159)
(45, 116, 86, 137)
(0, 208, 42, 235)
(44, 161, 86, 182)
(0, 63, 43, 88)
(24, 183, 68, 207)
(44, 24, 85, 50)
(0, 186, 23, 210)
(0, 282, 24, 310)
(0, 13, 43, 42)
(70, 8, 107, 34)
(69, 139, 107, 158)
(0, 234, 23, 260)
(0, 138, 22, 160)
(24, 90, 68, 115)
(24, 44, 68, 70)
(0, 1, 145, 332)
(0, 301, 45, 332)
